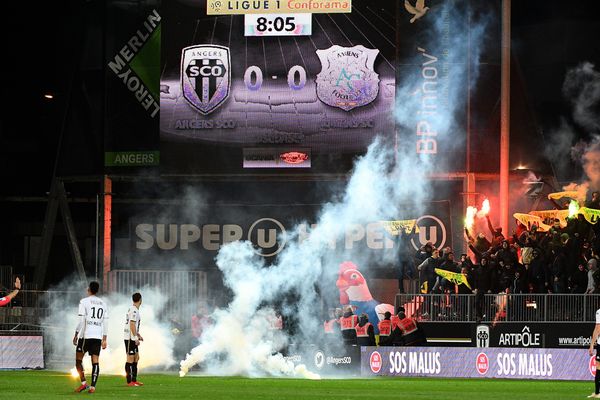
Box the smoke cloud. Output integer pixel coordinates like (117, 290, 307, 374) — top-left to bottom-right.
(563, 62, 600, 132)
(178, 1, 491, 378)
(548, 62, 600, 190)
(42, 277, 175, 376)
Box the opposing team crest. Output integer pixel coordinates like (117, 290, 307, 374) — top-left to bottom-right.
(181, 45, 230, 115)
(316, 45, 380, 111)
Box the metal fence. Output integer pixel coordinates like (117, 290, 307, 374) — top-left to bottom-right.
(395, 293, 600, 323)
(108, 269, 208, 325)
(0, 290, 79, 333)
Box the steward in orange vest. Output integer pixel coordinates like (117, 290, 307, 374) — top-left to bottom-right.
(324, 308, 342, 335)
(377, 311, 393, 346)
(339, 306, 358, 345)
(355, 313, 375, 346)
(391, 307, 425, 346)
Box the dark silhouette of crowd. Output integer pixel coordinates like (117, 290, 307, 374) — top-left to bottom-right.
(412, 193, 600, 297)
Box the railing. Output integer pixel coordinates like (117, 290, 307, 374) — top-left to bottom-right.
(0, 290, 79, 332)
(395, 293, 600, 323)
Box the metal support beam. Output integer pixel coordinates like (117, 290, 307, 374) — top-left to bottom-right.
(56, 181, 87, 282)
(102, 176, 112, 291)
(33, 179, 59, 288)
(500, 0, 511, 236)
(463, 173, 477, 254)
(34, 178, 87, 287)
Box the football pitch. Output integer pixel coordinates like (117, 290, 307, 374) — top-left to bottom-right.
(0, 370, 593, 399)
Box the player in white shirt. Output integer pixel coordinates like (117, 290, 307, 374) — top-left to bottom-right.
(588, 307, 600, 398)
(124, 292, 144, 386)
(72, 281, 108, 394)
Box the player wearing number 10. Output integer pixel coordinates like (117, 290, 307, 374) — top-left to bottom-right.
(72, 281, 108, 394)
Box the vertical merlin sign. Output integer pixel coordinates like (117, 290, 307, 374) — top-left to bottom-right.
(105, 5, 161, 167)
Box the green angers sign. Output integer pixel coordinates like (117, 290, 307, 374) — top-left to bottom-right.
(105, 151, 160, 166)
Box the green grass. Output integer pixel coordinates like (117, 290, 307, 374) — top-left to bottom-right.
(0, 370, 594, 399)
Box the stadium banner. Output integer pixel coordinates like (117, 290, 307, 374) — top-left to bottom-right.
(105, 5, 160, 168)
(0, 335, 44, 369)
(283, 344, 361, 374)
(361, 346, 597, 380)
(481, 322, 594, 349)
(418, 322, 472, 347)
(206, 0, 352, 15)
(159, 0, 395, 173)
(418, 322, 595, 349)
(115, 201, 452, 269)
(396, 0, 470, 172)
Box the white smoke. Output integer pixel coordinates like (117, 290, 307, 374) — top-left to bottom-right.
(546, 63, 600, 189)
(563, 62, 600, 132)
(43, 280, 175, 376)
(177, 1, 491, 378)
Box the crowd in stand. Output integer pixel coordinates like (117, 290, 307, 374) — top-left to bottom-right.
(410, 192, 600, 297)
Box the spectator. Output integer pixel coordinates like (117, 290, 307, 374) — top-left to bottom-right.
(417, 248, 440, 294)
(414, 242, 433, 268)
(457, 267, 473, 294)
(528, 249, 549, 293)
(0, 277, 20, 307)
(586, 191, 600, 209)
(587, 258, 599, 294)
(459, 253, 474, 271)
(571, 263, 589, 294)
(486, 215, 505, 248)
(191, 303, 213, 341)
(496, 240, 518, 266)
(550, 246, 568, 293)
(396, 227, 415, 294)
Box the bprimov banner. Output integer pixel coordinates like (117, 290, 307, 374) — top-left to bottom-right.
(159, 0, 395, 173)
(395, 0, 502, 172)
(361, 346, 596, 380)
(114, 201, 452, 269)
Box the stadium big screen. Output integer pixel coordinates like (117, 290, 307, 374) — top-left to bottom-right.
(159, 0, 396, 173)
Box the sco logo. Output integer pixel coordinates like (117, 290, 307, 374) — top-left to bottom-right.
(186, 63, 226, 78)
(410, 215, 447, 251)
(247, 218, 287, 257)
(181, 45, 231, 115)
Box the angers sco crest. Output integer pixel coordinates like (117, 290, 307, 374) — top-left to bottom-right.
(181, 45, 231, 115)
(316, 45, 380, 111)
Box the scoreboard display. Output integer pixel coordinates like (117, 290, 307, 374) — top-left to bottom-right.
(159, 0, 396, 172)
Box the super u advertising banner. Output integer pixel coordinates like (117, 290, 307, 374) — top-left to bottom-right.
(114, 201, 452, 269)
(362, 347, 597, 381)
(159, 0, 395, 172)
